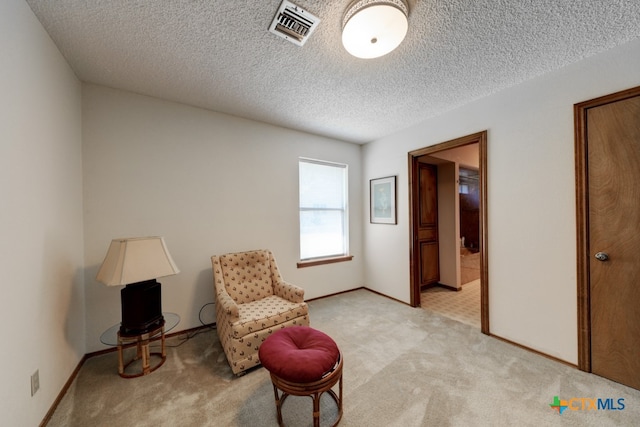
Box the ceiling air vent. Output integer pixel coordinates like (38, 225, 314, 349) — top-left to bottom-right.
(269, 0, 320, 46)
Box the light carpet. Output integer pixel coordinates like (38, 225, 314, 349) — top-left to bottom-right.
(47, 289, 640, 426)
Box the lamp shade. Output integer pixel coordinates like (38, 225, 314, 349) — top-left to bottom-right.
(96, 236, 180, 286)
(342, 0, 409, 59)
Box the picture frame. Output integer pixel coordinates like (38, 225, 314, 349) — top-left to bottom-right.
(370, 175, 397, 224)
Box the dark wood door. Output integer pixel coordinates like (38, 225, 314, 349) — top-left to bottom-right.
(417, 163, 439, 287)
(585, 91, 640, 390)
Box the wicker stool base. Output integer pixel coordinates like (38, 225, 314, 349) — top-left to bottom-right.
(269, 351, 343, 427)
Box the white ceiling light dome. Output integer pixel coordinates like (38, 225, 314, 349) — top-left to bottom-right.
(342, 0, 409, 59)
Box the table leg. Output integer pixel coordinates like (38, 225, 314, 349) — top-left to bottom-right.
(161, 325, 166, 357)
(141, 340, 150, 375)
(118, 342, 124, 375)
(117, 324, 168, 378)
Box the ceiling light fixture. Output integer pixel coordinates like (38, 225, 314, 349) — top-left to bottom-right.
(342, 0, 409, 59)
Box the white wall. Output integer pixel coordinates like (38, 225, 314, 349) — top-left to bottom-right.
(431, 144, 479, 169)
(82, 85, 364, 352)
(0, 1, 84, 425)
(363, 38, 640, 364)
(437, 162, 459, 289)
(431, 144, 481, 288)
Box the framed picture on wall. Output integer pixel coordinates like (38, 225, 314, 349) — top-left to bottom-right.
(370, 176, 397, 224)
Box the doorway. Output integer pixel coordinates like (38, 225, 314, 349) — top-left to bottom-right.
(409, 131, 489, 334)
(575, 86, 640, 390)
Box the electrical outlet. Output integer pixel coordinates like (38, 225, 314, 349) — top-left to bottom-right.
(31, 370, 39, 396)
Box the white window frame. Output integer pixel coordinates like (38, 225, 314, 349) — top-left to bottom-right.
(298, 158, 349, 263)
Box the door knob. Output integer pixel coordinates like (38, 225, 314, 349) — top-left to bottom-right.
(594, 252, 609, 262)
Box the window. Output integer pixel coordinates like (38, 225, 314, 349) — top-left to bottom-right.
(299, 158, 349, 262)
(459, 167, 478, 195)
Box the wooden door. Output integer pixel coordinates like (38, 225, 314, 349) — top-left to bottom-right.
(576, 86, 640, 390)
(416, 163, 440, 288)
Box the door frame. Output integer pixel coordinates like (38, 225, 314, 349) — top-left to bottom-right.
(408, 131, 489, 334)
(574, 85, 640, 372)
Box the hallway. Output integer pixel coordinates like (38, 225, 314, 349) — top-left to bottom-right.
(421, 279, 480, 328)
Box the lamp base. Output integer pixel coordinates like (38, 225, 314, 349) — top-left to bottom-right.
(119, 279, 164, 336)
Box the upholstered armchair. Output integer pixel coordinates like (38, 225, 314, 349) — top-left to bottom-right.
(212, 249, 309, 375)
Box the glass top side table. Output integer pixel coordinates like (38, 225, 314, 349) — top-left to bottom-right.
(100, 312, 180, 378)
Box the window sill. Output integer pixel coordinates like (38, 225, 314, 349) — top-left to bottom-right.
(297, 255, 353, 268)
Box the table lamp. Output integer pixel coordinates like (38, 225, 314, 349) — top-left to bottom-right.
(96, 236, 179, 335)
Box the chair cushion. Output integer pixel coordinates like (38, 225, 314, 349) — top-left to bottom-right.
(231, 295, 309, 338)
(259, 326, 340, 383)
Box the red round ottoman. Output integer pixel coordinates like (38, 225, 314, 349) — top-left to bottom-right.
(259, 326, 343, 427)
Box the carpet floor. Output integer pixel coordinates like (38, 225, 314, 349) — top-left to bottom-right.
(47, 289, 640, 426)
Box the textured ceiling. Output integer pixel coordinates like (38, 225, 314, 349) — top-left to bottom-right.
(25, 0, 640, 143)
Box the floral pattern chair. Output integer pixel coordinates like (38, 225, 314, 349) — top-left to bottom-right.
(212, 249, 309, 375)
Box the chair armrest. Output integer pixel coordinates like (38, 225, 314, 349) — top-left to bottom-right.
(273, 280, 305, 303)
(216, 290, 239, 322)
